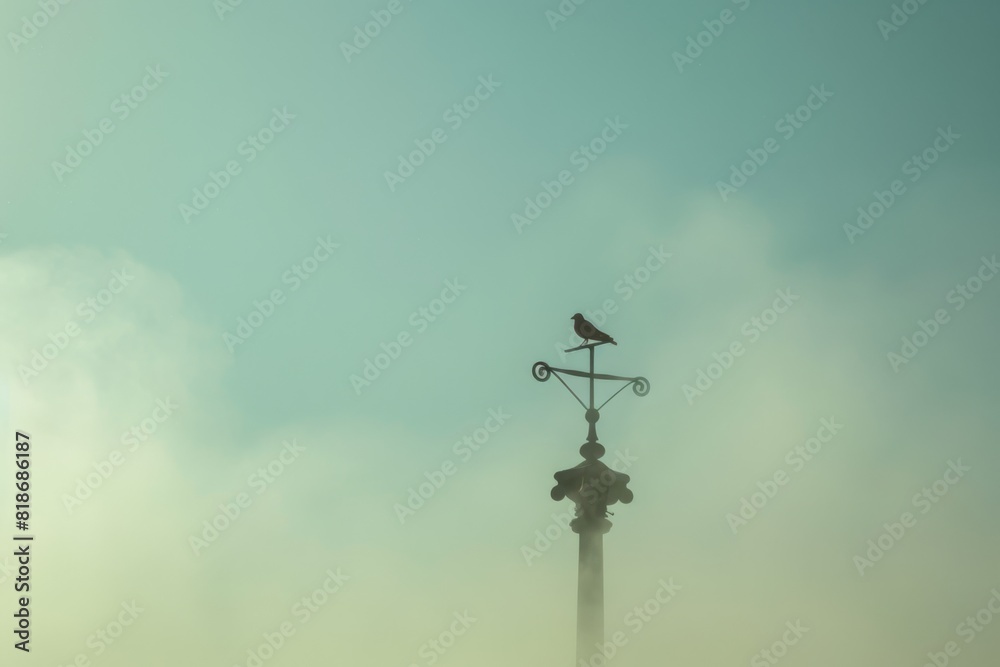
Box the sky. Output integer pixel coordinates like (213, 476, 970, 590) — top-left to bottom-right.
(2, 0, 1000, 665)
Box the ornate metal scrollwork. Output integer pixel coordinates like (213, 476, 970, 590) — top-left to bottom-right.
(532, 361, 551, 382)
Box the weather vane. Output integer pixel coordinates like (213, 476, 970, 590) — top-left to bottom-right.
(533, 313, 649, 456)
(531, 313, 650, 665)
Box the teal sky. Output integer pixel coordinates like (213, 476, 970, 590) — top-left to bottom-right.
(2, 0, 1000, 665)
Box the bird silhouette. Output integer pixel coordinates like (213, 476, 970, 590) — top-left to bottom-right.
(571, 313, 617, 346)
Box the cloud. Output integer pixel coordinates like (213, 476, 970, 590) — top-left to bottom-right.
(3, 213, 998, 667)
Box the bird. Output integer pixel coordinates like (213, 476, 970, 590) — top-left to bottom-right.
(571, 313, 617, 346)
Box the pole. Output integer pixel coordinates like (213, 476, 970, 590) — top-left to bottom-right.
(588, 345, 595, 410)
(576, 526, 605, 664)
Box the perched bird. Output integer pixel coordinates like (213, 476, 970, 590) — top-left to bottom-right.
(571, 313, 617, 346)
